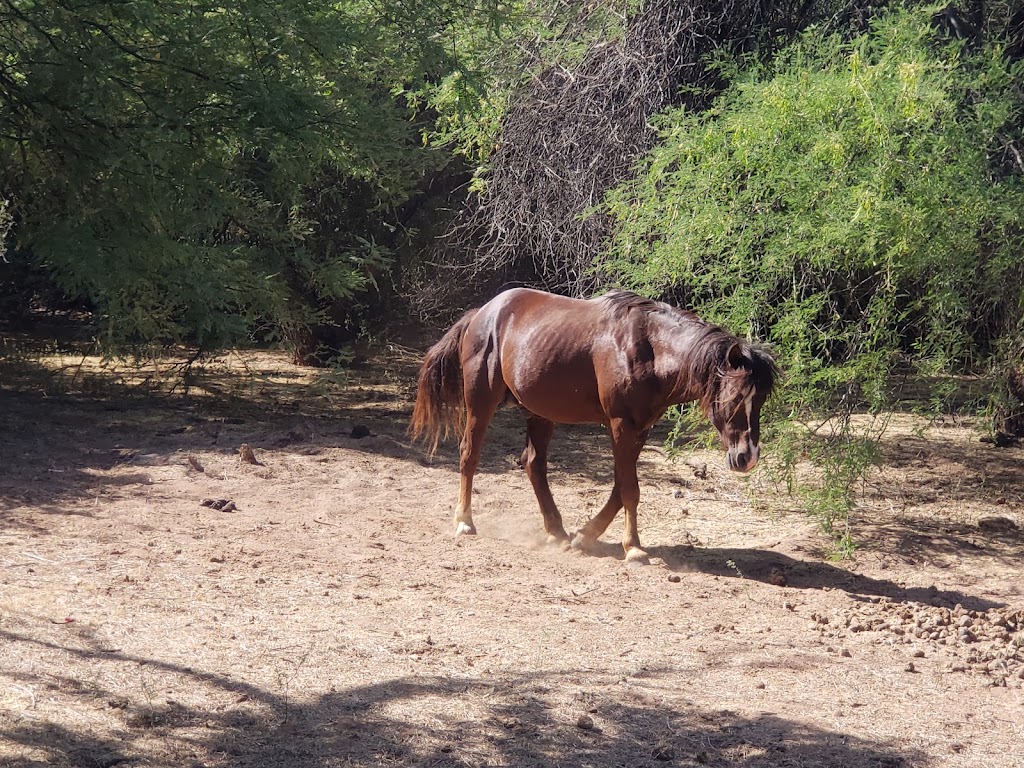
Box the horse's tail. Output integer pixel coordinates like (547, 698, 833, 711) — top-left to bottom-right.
(409, 309, 479, 454)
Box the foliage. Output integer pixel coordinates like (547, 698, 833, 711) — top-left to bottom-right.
(0, 0, 504, 353)
(0, 197, 9, 259)
(602, 6, 1024, 544)
(429, 0, 829, 299)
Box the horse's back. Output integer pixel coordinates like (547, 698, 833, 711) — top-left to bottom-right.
(463, 289, 630, 424)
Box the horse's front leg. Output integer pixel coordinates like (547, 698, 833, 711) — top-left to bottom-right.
(572, 421, 649, 563)
(612, 420, 649, 563)
(571, 484, 621, 551)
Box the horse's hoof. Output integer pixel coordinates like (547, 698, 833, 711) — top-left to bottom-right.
(624, 547, 650, 565)
(570, 533, 590, 552)
(454, 521, 477, 537)
(546, 533, 571, 550)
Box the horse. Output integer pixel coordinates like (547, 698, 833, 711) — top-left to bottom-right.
(410, 288, 778, 563)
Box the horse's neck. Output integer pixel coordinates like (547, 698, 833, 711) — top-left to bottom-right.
(651, 315, 725, 405)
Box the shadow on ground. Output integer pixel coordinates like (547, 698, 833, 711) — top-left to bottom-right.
(644, 546, 1006, 612)
(1, 629, 920, 768)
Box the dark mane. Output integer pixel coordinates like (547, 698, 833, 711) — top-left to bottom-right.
(599, 290, 675, 317)
(745, 345, 781, 397)
(599, 291, 778, 403)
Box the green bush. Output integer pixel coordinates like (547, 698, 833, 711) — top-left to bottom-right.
(603, 7, 1024, 545)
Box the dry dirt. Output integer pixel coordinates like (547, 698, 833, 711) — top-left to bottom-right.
(1, 347, 1022, 768)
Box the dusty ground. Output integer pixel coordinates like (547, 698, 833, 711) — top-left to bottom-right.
(1, 346, 1022, 768)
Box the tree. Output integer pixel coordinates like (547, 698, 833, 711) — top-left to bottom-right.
(0, 0, 503, 355)
(430, 0, 822, 299)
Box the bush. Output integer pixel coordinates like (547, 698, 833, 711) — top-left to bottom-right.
(603, 6, 1024, 544)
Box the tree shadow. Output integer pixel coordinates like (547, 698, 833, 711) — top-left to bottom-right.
(851, 515, 1024, 569)
(0, 629, 925, 768)
(3, 347, 1016, 585)
(0, 374, 625, 527)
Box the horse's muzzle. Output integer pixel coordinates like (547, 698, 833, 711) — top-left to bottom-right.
(726, 444, 759, 473)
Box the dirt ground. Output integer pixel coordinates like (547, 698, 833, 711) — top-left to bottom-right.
(1, 346, 1022, 768)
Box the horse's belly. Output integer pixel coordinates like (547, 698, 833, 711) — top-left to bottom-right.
(510, 372, 605, 425)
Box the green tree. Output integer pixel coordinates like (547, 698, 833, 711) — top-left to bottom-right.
(0, 0, 503, 354)
(603, 7, 1024, 545)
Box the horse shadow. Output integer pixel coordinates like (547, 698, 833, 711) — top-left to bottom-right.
(572, 541, 1007, 612)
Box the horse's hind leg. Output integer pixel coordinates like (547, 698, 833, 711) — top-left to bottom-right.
(454, 409, 495, 536)
(522, 416, 569, 544)
(453, 362, 505, 537)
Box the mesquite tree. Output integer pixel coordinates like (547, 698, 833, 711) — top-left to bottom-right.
(0, 0, 505, 356)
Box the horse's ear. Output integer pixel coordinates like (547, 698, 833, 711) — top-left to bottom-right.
(726, 342, 748, 370)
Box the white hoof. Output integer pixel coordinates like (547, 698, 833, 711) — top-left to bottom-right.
(624, 547, 650, 565)
(570, 533, 589, 551)
(454, 521, 476, 537)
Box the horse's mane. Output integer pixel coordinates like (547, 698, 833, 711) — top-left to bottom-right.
(599, 290, 687, 319)
(599, 290, 779, 407)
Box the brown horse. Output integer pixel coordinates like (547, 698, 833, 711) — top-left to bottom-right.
(410, 288, 778, 563)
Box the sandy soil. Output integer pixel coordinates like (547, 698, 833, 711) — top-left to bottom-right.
(1, 347, 1022, 768)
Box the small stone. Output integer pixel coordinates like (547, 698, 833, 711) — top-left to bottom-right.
(651, 744, 675, 761)
(667, 574, 681, 583)
(840, 648, 852, 658)
(912, 649, 925, 658)
(350, 424, 371, 439)
(576, 714, 594, 730)
(904, 662, 916, 673)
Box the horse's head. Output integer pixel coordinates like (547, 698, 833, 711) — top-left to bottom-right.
(708, 343, 777, 473)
